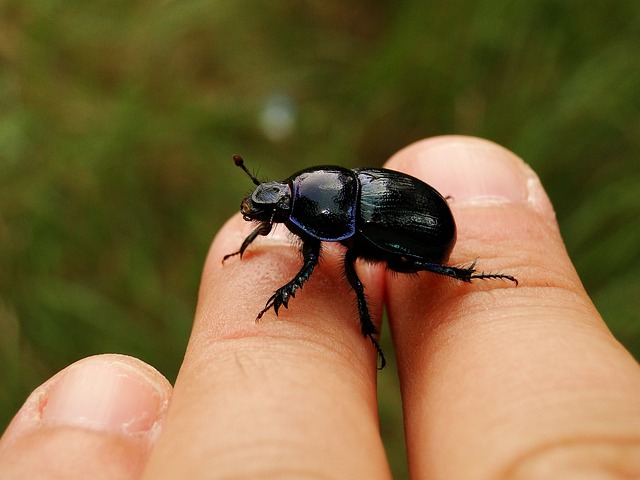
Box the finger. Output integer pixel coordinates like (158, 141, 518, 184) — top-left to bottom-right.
(142, 216, 390, 479)
(0, 354, 171, 480)
(385, 136, 640, 479)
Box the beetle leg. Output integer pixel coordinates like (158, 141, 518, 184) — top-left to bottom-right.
(257, 238, 321, 320)
(222, 222, 272, 263)
(419, 263, 517, 285)
(389, 257, 518, 285)
(344, 249, 386, 370)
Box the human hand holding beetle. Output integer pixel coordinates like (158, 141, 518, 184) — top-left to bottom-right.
(2, 136, 640, 479)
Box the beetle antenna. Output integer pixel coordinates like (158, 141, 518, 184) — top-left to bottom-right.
(232, 154, 261, 186)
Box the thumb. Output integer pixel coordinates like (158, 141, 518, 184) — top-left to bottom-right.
(0, 354, 171, 479)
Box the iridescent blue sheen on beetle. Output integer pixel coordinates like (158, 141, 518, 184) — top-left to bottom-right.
(224, 155, 517, 369)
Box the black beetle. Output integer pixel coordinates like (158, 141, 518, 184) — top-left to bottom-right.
(224, 155, 517, 369)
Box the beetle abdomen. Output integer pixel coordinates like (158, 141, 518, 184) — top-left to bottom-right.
(354, 168, 456, 262)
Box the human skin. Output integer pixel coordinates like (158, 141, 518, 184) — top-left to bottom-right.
(1, 136, 639, 479)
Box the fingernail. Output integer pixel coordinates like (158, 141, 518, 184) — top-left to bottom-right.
(2, 355, 170, 446)
(391, 136, 554, 217)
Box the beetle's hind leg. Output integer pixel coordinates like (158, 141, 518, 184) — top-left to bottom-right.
(420, 260, 518, 285)
(344, 249, 386, 369)
(257, 237, 321, 320)
(388, 257, 517, 285)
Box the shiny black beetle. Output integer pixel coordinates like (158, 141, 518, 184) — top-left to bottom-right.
(224, 155, 517, 368)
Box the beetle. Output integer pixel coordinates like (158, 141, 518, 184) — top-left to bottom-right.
(223, 155, 517, 369)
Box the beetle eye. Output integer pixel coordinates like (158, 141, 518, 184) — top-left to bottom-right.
(240, 199, 252, 215)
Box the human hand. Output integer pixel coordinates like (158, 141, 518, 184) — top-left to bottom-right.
(1, 136, 639, 479)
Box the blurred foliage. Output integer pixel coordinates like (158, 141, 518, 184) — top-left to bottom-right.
(1, 0, 639, 475)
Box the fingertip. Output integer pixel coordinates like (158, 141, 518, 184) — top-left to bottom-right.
(196, 211, 386, 367)
(383, 135, 579, 293)
(385, 135, 556, 223)
(1, 354, 171, 450)
(203, 214, 293, 277)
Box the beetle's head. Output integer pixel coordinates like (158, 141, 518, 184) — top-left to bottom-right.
(232, 154, 291, 224)
(241, 181, 291, 222)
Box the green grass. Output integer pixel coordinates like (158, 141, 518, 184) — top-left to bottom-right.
(1, 1, 639, 476)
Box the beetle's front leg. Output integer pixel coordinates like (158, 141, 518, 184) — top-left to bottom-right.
(257, 237, 321, 320)
(222, 222, 272, 263)
(344, 249, 386, 369)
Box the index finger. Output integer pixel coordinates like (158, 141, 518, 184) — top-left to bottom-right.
(142, 214, 390, 479)
(385, 136, 640, 479)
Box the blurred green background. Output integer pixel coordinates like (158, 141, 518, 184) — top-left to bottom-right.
(1, 0, 639, 476)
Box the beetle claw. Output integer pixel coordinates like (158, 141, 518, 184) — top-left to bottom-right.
(273, 295, 285, 315)
(257, 288, 294, 320)
(222, 251, 240, 264)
